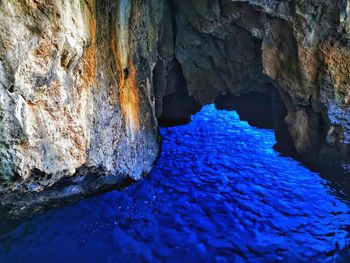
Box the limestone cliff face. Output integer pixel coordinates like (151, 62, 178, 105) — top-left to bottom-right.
(0, 0, 349, 217)
(164, 0, 350, 169)
(0, 0, 163, 216)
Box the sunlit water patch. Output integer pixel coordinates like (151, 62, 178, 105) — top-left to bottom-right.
(1, 105, 350, 262)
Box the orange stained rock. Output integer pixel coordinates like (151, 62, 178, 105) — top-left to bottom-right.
(111, 35, 140, 133)
(81, 9, 97, 88)
(320, 42, 350, 104)
(34, 39, 52, 59)
(120, 62, 140, 132)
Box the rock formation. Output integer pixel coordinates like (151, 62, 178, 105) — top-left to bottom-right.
(0, 0, 349, 217)
(164, 0, 350, 169)
(0, 0, 163, 217)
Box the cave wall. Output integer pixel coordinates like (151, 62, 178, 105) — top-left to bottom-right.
(0, 0, 349, 216)
(0, 0, 164, 216)
(166, 0, 350, 166)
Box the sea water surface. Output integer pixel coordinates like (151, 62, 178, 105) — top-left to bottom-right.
(1, 105, 350, 262)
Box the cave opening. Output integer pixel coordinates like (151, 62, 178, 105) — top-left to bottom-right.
(154, 0, 349, 189)
(157, 84, 350, 196)
(155, 0, 307, 174)
(158, 87, 298, 156)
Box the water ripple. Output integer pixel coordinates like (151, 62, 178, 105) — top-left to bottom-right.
(0, 105, 350, 262)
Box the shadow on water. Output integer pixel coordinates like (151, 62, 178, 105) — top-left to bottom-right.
(214, 92, 350, 201)
(1, 105, 350, 262)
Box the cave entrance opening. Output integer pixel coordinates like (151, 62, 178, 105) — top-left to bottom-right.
(158, 85, 297, 158)
(157, 87, 350, 196)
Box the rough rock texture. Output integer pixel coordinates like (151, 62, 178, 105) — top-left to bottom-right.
(0, 0, 350, 217)
(163, 0, 350, 170)
(0, 0, 163, 217)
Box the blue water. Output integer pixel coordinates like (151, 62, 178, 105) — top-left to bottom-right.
(1, 105, 350, 262)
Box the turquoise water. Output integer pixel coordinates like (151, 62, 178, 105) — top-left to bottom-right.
(0, 105, 349, 262)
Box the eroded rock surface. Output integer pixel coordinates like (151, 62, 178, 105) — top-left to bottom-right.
(0, 0, 349, 217)
(0, 0, 163, 217)
(167, 0, 350, 169)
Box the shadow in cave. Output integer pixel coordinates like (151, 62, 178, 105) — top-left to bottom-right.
(215, 92, 350, 200)
(158, 87, 350, 201)
(157, 61, 202, 127)
(214, 90, 298, 157)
